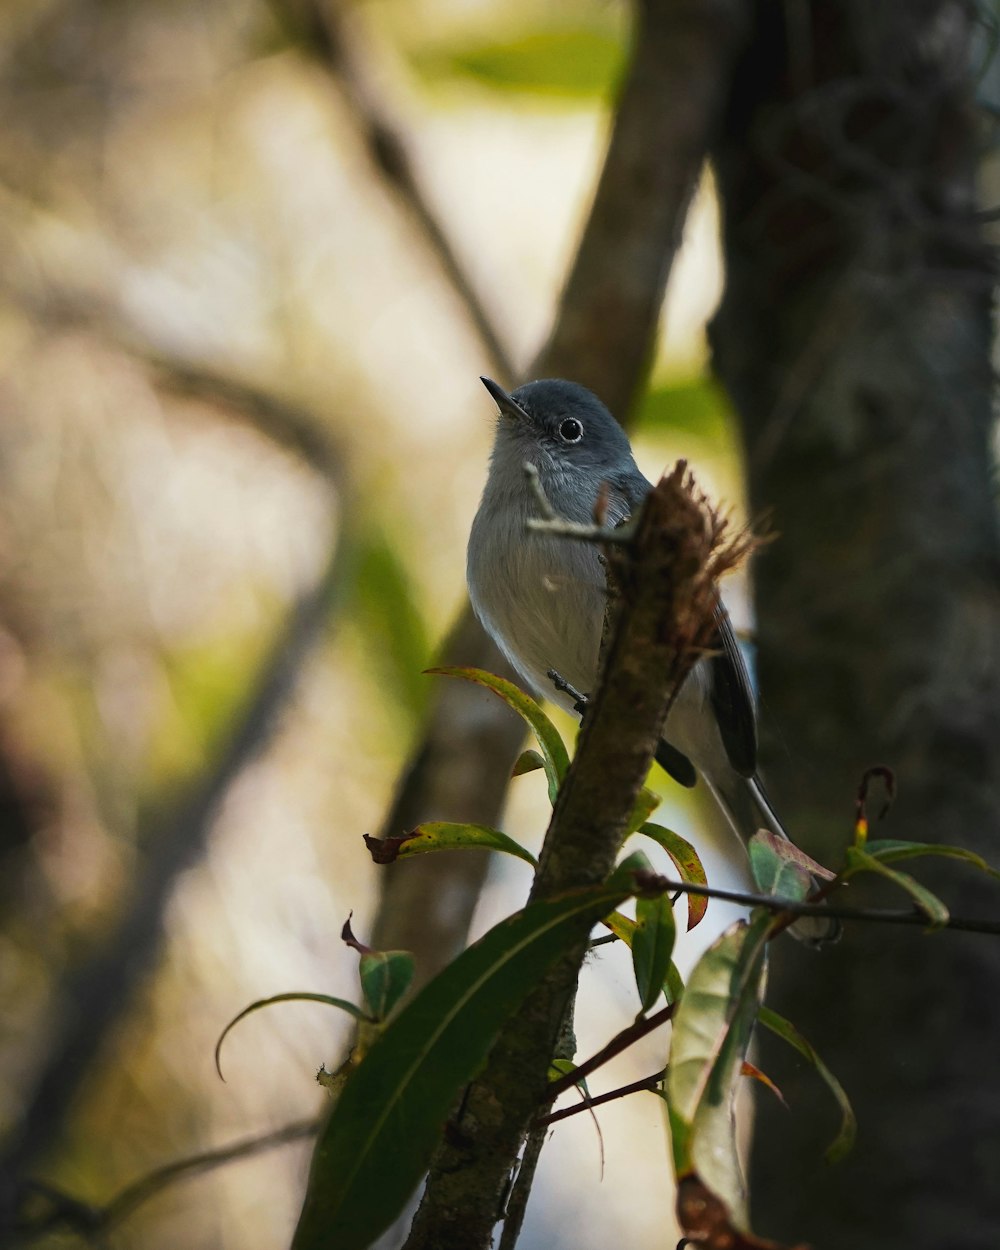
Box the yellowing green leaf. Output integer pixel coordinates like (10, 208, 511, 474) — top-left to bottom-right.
(602, 910, 684, 1004)
(427, 666, 569, 803)
(366, 821, 537, 868)
(626, 786, 660, 837)
(636, 822, 708, 930)
(666, 912, 770, 1229)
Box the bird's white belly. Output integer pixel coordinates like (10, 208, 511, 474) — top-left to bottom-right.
(470, 530, 605, 710)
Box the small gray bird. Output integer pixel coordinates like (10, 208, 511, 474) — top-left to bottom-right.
(468, 376, 832, 938)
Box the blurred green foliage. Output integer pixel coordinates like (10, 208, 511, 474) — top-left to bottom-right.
(411, 23, 626, 99)
(155, 627, 274, 785)
(638, 376, 738, 450)
(349, 529, 431, 724)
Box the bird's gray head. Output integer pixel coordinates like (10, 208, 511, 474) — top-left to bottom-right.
(481, 377, 634, 478)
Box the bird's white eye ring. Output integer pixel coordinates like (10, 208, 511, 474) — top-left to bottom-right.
(559, 417, 583, 443)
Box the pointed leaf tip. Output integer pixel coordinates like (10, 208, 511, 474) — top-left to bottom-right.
(371, 821, 537, 868)
(426, 666, 569, 803)
(512, 748, 546, 778)
(845, 845, 950, 927)
(758, 1006, 856, 1164)
(632, 893, 677, 1015)
(636, 822, 708, 930)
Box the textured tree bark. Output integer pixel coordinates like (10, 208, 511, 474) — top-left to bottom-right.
(710, 3, 1000, 1247)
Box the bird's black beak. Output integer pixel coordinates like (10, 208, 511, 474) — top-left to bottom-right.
(481, 376, 530, 423)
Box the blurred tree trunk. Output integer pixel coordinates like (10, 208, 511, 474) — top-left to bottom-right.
(711, 2, 1000, 1247)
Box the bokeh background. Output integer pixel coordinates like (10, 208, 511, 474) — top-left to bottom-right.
(0, 2, 766, 1247)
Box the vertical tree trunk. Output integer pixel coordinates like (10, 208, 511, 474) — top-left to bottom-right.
(711, 2, 1000, 1246)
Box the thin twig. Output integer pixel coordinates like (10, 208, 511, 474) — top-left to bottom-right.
(535, 1068, 666, 1129)
(102, 1117, 320, 1232)
(523, 463, 637, 543)
(526, 517, 637, 544)
(13, 1117, 320, 1241)
(633, 873, 1000, 935)
(546, 669, 589, 715)
(523, 462, 557, 521)
(545, 1002, 677, 1104)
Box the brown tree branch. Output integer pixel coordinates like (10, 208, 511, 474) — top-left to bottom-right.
(535, 1069, 666, 1130)
(0, 256, 345, 488)
(544, 1001, 678, 1103)
(402, 465, 751, 1250)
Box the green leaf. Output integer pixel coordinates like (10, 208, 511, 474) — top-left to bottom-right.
(512, 748, 546, 778)
(367, 821, 538, 868)
(863, 839, 1000, 879)
(636, 822, 709, 930)
(757, 1007, 856, 1163)
(632, 893, 677, 1015)
(548, 1056, 594, 1100)
(626, 786, 660, 838)
(427, 666, 569, 804)
(215, 993, 369, 1080)
(359, 950, 416, 1022)
(548, 1057, 577, 1082)
(666, 912, 771, 1229)
(748, 832, 813, 902)
(291, 876, 632, 1250)
(602, 910, 685, 1004)
(412, 26, 625, 99)
(845, 845, 950, 927)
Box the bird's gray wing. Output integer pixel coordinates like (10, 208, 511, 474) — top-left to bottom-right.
(708, 603, 758, 778)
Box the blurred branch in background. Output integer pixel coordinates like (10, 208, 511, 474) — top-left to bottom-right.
(0, 503, 350, 1212)
(14, 1116, 320, 1245)
(272, 0, 518, 381)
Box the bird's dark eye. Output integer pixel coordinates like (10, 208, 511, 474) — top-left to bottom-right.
(559, 417, 584, 443)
